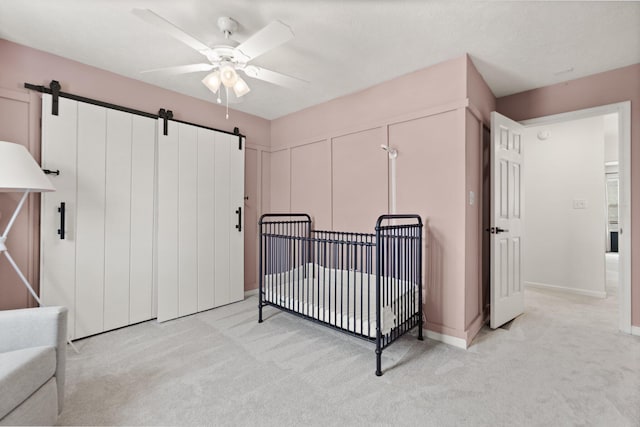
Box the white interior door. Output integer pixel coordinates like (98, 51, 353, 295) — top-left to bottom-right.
(490, 112, 525, 329)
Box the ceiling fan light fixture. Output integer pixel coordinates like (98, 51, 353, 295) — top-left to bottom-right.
(220, 64, 239, 87)
(233, 77, 251, 97)
(202, 70, 221, 93)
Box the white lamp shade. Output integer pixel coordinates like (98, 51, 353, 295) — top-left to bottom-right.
(220, 64, 239, 87)
(202, 70, 221, 93)
(233, 77, 251, 97)
(0, 141, 55, 192)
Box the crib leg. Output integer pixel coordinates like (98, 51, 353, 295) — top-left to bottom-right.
(418, 326, 423, 341)
(258, 304, 263, 323)
(375, 349, 382, 377)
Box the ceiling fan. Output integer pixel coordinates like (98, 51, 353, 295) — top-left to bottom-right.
(132, 9, 306, 103)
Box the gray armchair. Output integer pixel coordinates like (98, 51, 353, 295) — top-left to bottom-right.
(0, 306, 67, 426)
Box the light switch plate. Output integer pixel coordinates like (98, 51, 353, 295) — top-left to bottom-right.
(572, 199, 587, 209)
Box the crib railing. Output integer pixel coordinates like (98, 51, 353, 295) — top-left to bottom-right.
(258, 213, 423, 376)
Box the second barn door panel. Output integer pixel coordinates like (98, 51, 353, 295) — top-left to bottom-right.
(156, 122, 244, 322)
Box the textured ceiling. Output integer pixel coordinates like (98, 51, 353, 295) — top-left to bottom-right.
(1, 0, 639, 120)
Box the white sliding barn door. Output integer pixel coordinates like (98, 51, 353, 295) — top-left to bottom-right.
(157, 123, 244, 322)
(40, 94, 157, 340)
(490, 112, 525, 329)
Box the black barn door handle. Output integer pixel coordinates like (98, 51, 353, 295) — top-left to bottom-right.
(235, 207, 242, 232)
(57, 202, 66, 239)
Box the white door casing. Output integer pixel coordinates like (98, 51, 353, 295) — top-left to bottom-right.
(520, 101, 632, 334)
(490, 112, 525, 329)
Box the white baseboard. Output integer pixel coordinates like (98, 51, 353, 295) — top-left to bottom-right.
(244, 289, 258, 298)
(525, 281, 607, 299)
(423, 329, 468, 350)
(631, 326, 640, 337)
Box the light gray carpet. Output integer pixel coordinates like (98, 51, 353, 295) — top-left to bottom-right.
(58, 288, 640, 426)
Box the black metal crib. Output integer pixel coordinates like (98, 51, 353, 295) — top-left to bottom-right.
(258, 213, 423, 376)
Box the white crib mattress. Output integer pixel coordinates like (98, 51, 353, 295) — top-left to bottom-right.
(263, 263, 419, 338)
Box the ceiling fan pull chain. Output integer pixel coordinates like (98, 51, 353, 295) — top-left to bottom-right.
(226, 86, 230, 120)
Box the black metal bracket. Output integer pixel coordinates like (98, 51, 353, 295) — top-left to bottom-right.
(158, 108, 174, 136)
(50, 80, 61, 116)
(43, 169, 60, 176)
(233, 127, 243, 150)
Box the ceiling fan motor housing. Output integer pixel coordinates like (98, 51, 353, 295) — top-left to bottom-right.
(217, 16, 238, 38)
(205, 46, 242, 65)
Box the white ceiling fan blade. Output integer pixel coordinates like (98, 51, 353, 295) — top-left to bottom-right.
(234, 20, 294, 61)
(140, 63, 214, 75)
(132, 8, 211, 53)
(243, 65, 308, 89)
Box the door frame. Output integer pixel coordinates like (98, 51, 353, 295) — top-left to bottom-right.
(520, 101, 631, 334)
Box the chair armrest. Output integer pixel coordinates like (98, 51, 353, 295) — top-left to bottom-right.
(0, 306, 67, 414)
(0, 306, 67, 353)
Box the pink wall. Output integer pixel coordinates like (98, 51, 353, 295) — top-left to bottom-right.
(271, 57, 467, 149)
(269, 55, 491, 344)
(244, 148, 259, 290)
(464, 110, 483, 334)
(0, 39, 270, 308)
(496, 64, 640, 327)
(465, 57, 496, 340)
(331, 128, 388, 234)
(268, 149, 291, 213)
(390, 111, 467, 336)
(290, 140, 332, 230)
(0, 88, 38, 309)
